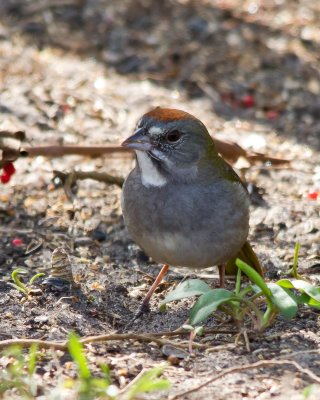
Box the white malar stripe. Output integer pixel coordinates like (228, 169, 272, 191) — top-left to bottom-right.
(136, 151, 167, 188)
(149, 126, 163, 137)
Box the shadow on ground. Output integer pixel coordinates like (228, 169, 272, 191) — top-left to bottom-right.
(1, 0, 320, 148)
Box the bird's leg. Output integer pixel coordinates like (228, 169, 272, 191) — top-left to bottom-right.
(133, 264, 170, 320)
(218, 265, 225, 288)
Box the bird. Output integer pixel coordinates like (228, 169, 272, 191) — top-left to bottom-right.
(121, 107, 263, 317)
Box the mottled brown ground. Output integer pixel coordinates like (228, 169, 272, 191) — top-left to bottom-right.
(0, 1, 320, 399)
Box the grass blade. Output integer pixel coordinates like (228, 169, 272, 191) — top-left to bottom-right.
(67, 333, 91, 380)
(236, 259, 271, 299)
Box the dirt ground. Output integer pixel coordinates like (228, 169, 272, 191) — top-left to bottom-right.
(0, 0, 320, 399)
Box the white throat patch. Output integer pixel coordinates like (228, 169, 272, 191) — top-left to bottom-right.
(135, 151, 167, 188)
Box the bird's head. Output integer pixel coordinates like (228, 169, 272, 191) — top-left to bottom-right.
(122, 108, 216, 178)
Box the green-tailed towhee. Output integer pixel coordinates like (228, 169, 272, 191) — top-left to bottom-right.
(121, 107, 262, 315)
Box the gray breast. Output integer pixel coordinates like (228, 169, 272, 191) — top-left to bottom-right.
(121, 169, 249, 269)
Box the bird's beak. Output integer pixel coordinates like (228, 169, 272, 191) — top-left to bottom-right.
(121, 128, 153, 151)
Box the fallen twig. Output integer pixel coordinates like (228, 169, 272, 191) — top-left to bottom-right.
(26, 145, 130, 158)
(53, 169, 124, 189)
(80, 333, 209, 349)
(25, 141, 290, 166)
(0, 329, 234, 352)
(148, 327, 237, 337)
(169, 359, 320, 399)
(53, 169, 124, 198)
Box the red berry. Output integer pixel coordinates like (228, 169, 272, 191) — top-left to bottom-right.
(3, 162, 16, 176)
(61, 104, 72, 114)
(1, 173, 11, 184)
(307, 192, 318, 200)
(241, 95, 255, 108)
(266, 110, 279, 120)
(12, 238, 23, 246)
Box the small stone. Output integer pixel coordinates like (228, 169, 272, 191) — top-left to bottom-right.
(74, 237, 93, 247)
(162, 344, 189, 360)
(91, 229, 107, 241)
(137, 250, 149, 263)
(34, 315, 49, 323)
(167, 355, 181, 365)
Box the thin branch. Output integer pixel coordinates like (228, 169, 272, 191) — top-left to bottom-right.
(80, 333, 209, 349)
(24, 141, 290, 165)
(169, 359, 320, 400)
(53, 170, 124, 188)
(0, 330, 226, 352)
(26, 145, 130, 158)
(0, 339, 66, 351)
(147, 327, 237, 337)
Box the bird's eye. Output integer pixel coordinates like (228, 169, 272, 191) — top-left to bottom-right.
(166, 130, 182, 143)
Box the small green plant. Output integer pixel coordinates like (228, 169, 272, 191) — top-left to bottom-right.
(66, 332, 113, 400)
(288, 242, 303, 279)
(7, 268, 45, 296)
(122, 365, 171, 400)
(66, 333, 170, 400)
(303, 384, 320, 399)
(181, 324, 204, 354)
(0, 334, 171, 400)
(0, 344, 39, 398)
(161, 244, 320, 334)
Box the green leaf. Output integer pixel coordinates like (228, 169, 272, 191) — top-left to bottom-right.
(276, 279, 294, 289)
(67, 333, 91, 380)
(293, 242, 300, 267)
(236, 259, 272, 299)
(303, 384, 316, 399)
(3, 345, 23, 357)
(307, 298, 320, 309)
(28, 344, 38, 375)
(289, 242, 300, 278)
(235, 267, 241, 295)
(100, 364, 111, 383)
(161, 279, 211, 305)
(190, 289, 236, 325)
(159, 303, 166, 312)
(194, 326, 204, 336)
(7, 283, 28, 295)
(11, 268, 28, 292)
(267, 283, 298, 319)
(277, 279, 320, 302)
(293, 293, 310, 305)
(275, 287, 309, 305)
(29, 273, 45, 285)
(89, 378, 109, 390)
(124, 366, 171, 400)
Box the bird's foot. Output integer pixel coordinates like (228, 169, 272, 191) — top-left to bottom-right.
(124, 302, 151, 329)
(124, 264, 170, 330)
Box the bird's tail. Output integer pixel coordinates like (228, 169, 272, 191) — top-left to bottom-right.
(226, 241, 264, 276)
